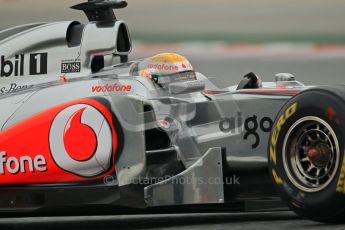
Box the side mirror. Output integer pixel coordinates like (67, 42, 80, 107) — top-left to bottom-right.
(275, 73, 295, 82)
(168, 80, 205, 95)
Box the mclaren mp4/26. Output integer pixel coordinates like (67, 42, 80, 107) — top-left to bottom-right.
(1, 0, 345, 223)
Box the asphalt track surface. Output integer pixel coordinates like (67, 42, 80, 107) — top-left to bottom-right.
(2, 212, 345, 230)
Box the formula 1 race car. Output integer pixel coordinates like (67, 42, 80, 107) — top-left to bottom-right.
(1, 0, 345, 223)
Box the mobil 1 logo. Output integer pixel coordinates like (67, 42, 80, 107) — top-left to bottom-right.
(29, 53, 48, 75)
(61, 59, 81, 73)
(0, 53, 48, 77)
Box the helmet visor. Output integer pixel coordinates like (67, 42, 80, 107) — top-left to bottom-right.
(152, 70, 197, 85)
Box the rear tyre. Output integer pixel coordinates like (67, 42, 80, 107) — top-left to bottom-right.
(268, 86, 345, 223)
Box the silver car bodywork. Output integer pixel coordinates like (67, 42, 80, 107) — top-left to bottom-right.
(0, 4, 309, 212)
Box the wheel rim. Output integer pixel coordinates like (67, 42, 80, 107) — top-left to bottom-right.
(283, 116, 340, 193)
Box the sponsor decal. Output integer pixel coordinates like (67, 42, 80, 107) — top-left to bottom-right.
(244, 116, 273, 149)
(336, 153, 345, 193)
(147, 63, 193, 72)
(219, 112, 243, 134)
(0, 83, 33, 94)
(49, 104, 113, 177)
(61, 59, 81, 73)
(0, 98, 118, 184)
(269, 103, 297, 164)
(147, 63, 179, 71)
(0, 53, 48, 77)
(272, 169, 283, 185)
(91, 84, 132, 93)
(219, 113, 274, 149)
(0, 151, 47, 175)
(269, 103, 297, 185)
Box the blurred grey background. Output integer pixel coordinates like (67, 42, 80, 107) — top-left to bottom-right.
(125, 0, 345, 43)
(1, 2, 345, 228)
(1, 0, 345, 85)
(1, 0, 345, 43)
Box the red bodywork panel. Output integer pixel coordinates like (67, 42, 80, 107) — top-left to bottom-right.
(0, 98, 118, 185)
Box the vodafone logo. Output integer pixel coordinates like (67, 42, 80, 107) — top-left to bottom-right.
(147, 63, 179, 71)
(91, 84, 132, 93)
(49, 104, 113, 177)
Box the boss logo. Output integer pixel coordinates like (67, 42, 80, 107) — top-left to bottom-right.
(0, 53, 48, 77)
(61, 61, 81, 73)
(49, 104, 113, 177)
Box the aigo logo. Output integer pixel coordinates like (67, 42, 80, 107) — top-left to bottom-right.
(49, 103, 114, 178)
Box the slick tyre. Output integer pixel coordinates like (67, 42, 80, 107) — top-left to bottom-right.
(268, 86, 345, 223)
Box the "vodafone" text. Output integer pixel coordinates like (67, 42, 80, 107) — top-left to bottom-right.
(91, 84, 132, 93)
(148, 63, 179, 71)
(0, 151, 47, 175)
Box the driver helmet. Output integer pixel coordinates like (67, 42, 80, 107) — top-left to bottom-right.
(130, 53, 197, 86)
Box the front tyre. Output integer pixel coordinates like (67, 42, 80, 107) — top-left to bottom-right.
(268, 86, 345, 223)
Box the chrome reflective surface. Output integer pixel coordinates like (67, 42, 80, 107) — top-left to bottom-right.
(144, 147, 224, 207)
